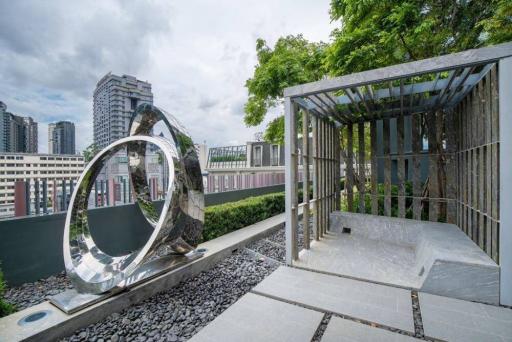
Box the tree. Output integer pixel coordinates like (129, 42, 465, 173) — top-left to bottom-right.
(244, 1, 511, 143)
(244, 35, 328, 144)
(83, 143, 99, 163)
(326, 0, 510, 75)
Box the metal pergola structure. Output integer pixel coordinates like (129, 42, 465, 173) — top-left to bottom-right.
(283, 42, 512, 306)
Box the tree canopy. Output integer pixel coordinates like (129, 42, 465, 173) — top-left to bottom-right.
(244, 0, 512, 144)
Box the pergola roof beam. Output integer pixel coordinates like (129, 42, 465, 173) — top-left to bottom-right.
(332, 72, 482, 106)
(353, 87, 373, 120)
(323, 93, 353, 123)
(446, 63, 495, 108)
(284, 42, 512, 98)
(435, 69, 459, 107)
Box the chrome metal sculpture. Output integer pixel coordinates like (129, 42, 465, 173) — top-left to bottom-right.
(62, 105, 204, 295)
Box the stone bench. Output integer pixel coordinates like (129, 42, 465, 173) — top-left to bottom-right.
(329, 212, 500, 305)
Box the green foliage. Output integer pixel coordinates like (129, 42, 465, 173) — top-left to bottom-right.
(202, 193, 285, 241)
(210, 154, 246, 163)
(263, 116, 285, 144)
(244, 35, 328, 144)
(326, 0, 505, 76)
(245, 1, 511, 142)
(0, 266, 15, 317)
(478, 0, 512, 44)
(83, 143, 99, 163)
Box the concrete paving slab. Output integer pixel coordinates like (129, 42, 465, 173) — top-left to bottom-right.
(419, 292, 512, 342)
(295, 231, 421, 289)
(253, 266, 414, 332)
(322, 316, 419, 342)
(189, 292, 323, 342)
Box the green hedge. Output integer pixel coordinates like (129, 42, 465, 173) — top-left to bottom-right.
(0, 267, 15, 318)
(202, 192, 285, 241)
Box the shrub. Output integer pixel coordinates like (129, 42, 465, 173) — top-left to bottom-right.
(203, 192, 285, 241)
(0, 266, 15, 317)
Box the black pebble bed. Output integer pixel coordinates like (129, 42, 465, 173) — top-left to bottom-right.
(4, 224, 303, 342)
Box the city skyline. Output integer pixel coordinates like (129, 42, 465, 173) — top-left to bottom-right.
(0, 0, 334, 154)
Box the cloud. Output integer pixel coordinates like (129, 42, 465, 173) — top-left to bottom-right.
(0, 0, 335, 152)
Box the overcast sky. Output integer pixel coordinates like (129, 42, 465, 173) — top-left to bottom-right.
(0, 0, 336, 153)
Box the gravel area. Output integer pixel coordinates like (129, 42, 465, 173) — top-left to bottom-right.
(312, 313, 331, 342)
(411, 291, 425, 339)
(5, 272, 72, 310)
(246, 239, 286, 262)
(63, 249, 278, 341)
(263, 218, 313, 251)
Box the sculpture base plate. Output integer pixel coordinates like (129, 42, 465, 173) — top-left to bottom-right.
(49, 250, 204, 314)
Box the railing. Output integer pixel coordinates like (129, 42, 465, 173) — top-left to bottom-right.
(206, 172, 287, 193)
(0, 184, 287, 286)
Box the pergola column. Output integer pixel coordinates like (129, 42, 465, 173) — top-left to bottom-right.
(499, 56, 512, 305)
(285, 97, 299, 264)
(302, 109, 310, 249)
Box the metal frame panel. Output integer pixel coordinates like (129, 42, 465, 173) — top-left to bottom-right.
(285, 42, 512, 97)
(499, 57, 512, 305)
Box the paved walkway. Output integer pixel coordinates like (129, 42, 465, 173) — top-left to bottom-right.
(190, 266, 512, 342)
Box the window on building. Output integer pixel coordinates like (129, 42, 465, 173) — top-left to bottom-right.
(253, 145, 262, 167)
(130, 98, 138, 110)
(271, 145, 280, 166)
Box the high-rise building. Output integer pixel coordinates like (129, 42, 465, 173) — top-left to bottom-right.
(0, 101, 38, 153)
(0, 101, 8, 152)
(23, 117, 38, 153)
(48, 121, 75, 154)
(93, 73, 153, 149)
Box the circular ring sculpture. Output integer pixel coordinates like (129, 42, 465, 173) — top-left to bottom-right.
(64, 105, 204, 294)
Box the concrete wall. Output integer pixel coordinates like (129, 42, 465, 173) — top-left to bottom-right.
(0, 185, 285, 286)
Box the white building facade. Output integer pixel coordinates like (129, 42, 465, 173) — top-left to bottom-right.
(0, 152, 85, 218)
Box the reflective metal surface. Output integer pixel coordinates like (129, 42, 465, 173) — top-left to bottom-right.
(63, 106, 204, 295)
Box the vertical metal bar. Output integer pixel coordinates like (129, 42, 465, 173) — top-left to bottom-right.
(319, 119, 324, 236)
(397, 114, 405, 218)
(321, 119, 325, 235)
(61, 179, 66, 212)
(302, 109, 310, 249)
(412, 114, 422, 220)
(370, 120, 378, 215)
(123, 178, 127, 204)
(335, 125, 341, 211)
(346, 123, 354, 212)
(285, 97, 298, 264)
(106, 179, 110, 206)
(70, 179, 74, 204)
(35, 179, 40, 215)
(427, 111, 439, 222)
(499, 57, 512, 305)
(485, 71, 493, 256)
(330, 123, 333, 220)
(100, 180, 104, 206)
(358, 121, 365, 213)
(312, 115, 319, 240)
(323, 120, 327, 235)
(383, 118, 391, 216)
(25, 180, 31, 216)
(42, 179, 48, 214)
